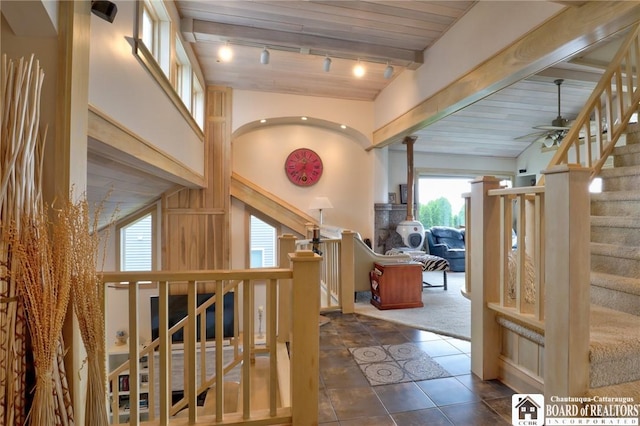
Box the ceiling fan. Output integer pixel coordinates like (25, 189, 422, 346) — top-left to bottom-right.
(516, 79, 572, 148)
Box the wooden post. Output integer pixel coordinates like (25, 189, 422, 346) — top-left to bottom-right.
(290, 250, 321, 426)
(340, 230, 356, 314)
(470, 176, 502, 379)
(277, 235, 296, 343)
(543, 165, 590, 398)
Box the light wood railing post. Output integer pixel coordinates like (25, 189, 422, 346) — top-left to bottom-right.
(289, 250, 321, 426)
(470, 176, 502, 380)
(277, 234, 297, 343)
(542, 164, 591, 398)
(340, 230, 356, 314)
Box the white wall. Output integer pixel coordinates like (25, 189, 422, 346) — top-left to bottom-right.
(232, 123, 376, 239)
(388, 149, 517, 195)
(88, 0, 204, 176)
(374, 1, 563, 130)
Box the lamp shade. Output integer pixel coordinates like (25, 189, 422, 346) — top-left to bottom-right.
(309, 197, 333, 210)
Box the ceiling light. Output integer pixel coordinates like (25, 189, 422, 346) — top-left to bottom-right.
(301, 116, 308, 121)
(218, 43, 233, 62)
(384, 62, 394, 79)
(260, 119, 267, 123)
(353, 60, 365, 78)
(323, 55, 332, 72)
(260, 47, 270, 65)
(340, 124, 347, 129)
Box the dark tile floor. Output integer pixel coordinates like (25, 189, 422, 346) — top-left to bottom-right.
(318, 311, 514, 425)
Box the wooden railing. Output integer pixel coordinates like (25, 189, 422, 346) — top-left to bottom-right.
(294, 236, 342, 312)
(485, 185, 546, 331)
(103, 251, 321, 425)
(543, 23, 640, 184)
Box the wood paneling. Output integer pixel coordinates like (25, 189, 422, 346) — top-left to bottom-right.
(162, 86, 232, 279)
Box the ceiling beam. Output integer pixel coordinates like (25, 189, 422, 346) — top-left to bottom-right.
(181, 18, 423, 69)
(371, 1, 640, 149)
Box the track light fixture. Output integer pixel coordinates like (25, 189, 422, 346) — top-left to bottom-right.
(353, 60, 365, 78)
(323, 55, 332, 72)
(260, 47, 270, 65)
(384, 62, 394, 79)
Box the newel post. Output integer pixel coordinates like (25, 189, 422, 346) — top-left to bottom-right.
(277, 234, 297, 343)
(470, 176, 502, 379)
(340, 230, 356, 314)
(290, 250, 321, 426)
(543, 164, 591, 398)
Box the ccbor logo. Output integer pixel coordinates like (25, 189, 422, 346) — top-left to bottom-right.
(512, 394, 545, 426)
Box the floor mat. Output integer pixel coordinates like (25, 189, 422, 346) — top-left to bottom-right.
(349, 343, 450, 386)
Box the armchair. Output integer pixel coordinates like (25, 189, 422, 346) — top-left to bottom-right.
(425, 226, 466, 272)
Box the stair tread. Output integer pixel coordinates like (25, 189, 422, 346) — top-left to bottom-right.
(591, 190, 640, 201)
(590, 305, 640, 363)
(591, 242, 640, 260)
(591, 271, 640, 296)
(613, 142, 640, 155)
(587, 380, 640, 399)
(599, 165, 640, 178)
(591, 216, 640, 227)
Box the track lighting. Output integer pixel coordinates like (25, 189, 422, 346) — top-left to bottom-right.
(323, 55, 332, 72)
(384, 62, 394, 79)
(353, 60, 365, 78)
(260, 47, 270, 65)
(218, 43, 233, 62)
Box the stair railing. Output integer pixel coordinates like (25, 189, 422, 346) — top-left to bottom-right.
(102, 250, 321, 425)
(542, 23, 640, 184)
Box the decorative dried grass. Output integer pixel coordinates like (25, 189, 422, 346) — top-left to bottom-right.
(1, 53, 46, 425)
(10, 202, 73, 426)
(68, 195, 110, 426)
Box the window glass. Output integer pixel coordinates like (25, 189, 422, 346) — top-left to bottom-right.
(250, 216, 276, 268)
(121, 213, 153, 271)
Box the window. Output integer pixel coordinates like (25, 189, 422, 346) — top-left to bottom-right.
(135, 0, 204, 132)
(174, 36, 192, 107)
(139, 1, 170, 78)
(119, 212, 155, 271)
(418, 177, 471, 228)
(249, 216, 276, 268)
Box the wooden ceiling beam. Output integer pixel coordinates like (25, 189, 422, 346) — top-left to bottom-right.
(371, 1, 640, 149)
(181, 18, 423, 69)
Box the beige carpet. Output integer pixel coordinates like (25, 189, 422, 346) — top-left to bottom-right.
(354, 272, 470, 340)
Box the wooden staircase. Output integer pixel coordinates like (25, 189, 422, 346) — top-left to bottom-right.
(588, 123, 640, 395)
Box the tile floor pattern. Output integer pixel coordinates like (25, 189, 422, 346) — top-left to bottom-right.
(318, 312, 515, 425)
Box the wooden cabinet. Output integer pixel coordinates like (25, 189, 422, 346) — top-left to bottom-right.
(370, 261, 423, 310)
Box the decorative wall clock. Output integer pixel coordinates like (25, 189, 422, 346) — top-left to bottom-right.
(284, 148, 323, 186)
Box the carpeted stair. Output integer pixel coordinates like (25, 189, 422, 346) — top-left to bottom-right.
(588, 122, 640, 393)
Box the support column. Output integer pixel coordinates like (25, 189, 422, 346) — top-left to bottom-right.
(56, 2, 91, 424)
(290, 251, 321, 426)
(470, 176, 502, 379)
(277, 234, 296, 343)
(543, 165, 591, 398)
(340, 230, 356, 314)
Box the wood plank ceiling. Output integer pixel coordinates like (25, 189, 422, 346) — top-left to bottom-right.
(89, 1, 626, 224)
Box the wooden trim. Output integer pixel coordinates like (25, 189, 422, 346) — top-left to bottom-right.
(230, 172, 317, 236)
(498, 356, 544, 394)
(88, 105, 205, 188)
(371, 2, 640, 148)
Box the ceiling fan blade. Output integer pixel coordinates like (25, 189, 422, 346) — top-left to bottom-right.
(533, 124, 571, 131)
(515, 130, 547, 140)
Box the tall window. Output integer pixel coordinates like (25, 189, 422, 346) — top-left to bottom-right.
(250, 215, 276, 268)
(137, 0, 205, 131)
(120, 212, 154, 271)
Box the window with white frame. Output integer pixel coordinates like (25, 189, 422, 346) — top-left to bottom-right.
(174, 36, 192, 107)
(249, 215, 276, 268)
(137, 0, 205, 132)
(139, 1, 171, 81)
(120, 212, 154, 271)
